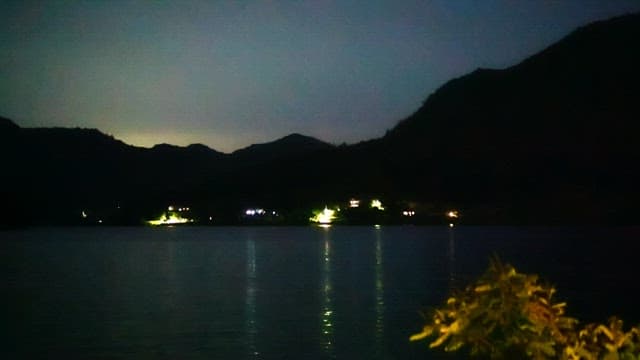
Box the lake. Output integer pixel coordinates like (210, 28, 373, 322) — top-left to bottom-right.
(2, 226, 639, 359)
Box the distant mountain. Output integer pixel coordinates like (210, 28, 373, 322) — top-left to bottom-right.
(2, 12, 640, 226)
(232, 133, 334, 160)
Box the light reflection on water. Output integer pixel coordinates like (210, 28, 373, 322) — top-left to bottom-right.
(448, 227, 456, 290)
(320, 228, 334, 358)
(3, 226, 640, 359)
(374, 227, 385, 356)
(245, 235, 258, 358)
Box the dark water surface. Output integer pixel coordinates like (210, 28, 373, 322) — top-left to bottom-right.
(2, 226, 639, 359)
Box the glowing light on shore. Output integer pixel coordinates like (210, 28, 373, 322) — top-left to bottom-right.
(371, 199, 385, 211)
(147, 212, 193, 226)
(447, 210, 459, 218)
(245, 208, 267, 216)
(349, 199, 360, 208)
(310, 207, 337, 224)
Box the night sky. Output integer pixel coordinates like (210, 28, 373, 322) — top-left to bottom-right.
(2, 1, 639, 153)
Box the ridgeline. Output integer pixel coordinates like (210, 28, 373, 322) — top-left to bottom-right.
(2, 13, 639, 226)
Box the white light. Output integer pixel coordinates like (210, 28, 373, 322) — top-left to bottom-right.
(449, 223, 454, 228)
(349, 199, 360, 208)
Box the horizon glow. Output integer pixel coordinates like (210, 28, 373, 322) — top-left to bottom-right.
(2, 1, 639, 152)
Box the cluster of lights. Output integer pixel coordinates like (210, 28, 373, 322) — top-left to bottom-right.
(95, 200, 460, 226)
(349, 198, 386, 211)
(245, 208, 277, 216)
(402, 210, 416, 217)
(145, 205, 194, 225)
(168, 206, 190, 212)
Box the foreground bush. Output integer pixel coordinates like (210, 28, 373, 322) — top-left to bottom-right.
(410, 259, 640, 359)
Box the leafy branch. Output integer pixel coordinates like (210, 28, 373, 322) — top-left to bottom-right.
(410, 258, 640, 359)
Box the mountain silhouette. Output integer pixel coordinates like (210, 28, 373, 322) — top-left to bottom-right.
(2, 12, 640, 226)
(377, 12, 640, 223)
(232, 133, 334, 160)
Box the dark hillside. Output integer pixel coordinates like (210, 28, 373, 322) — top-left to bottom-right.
(380, 12, 640, 223)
